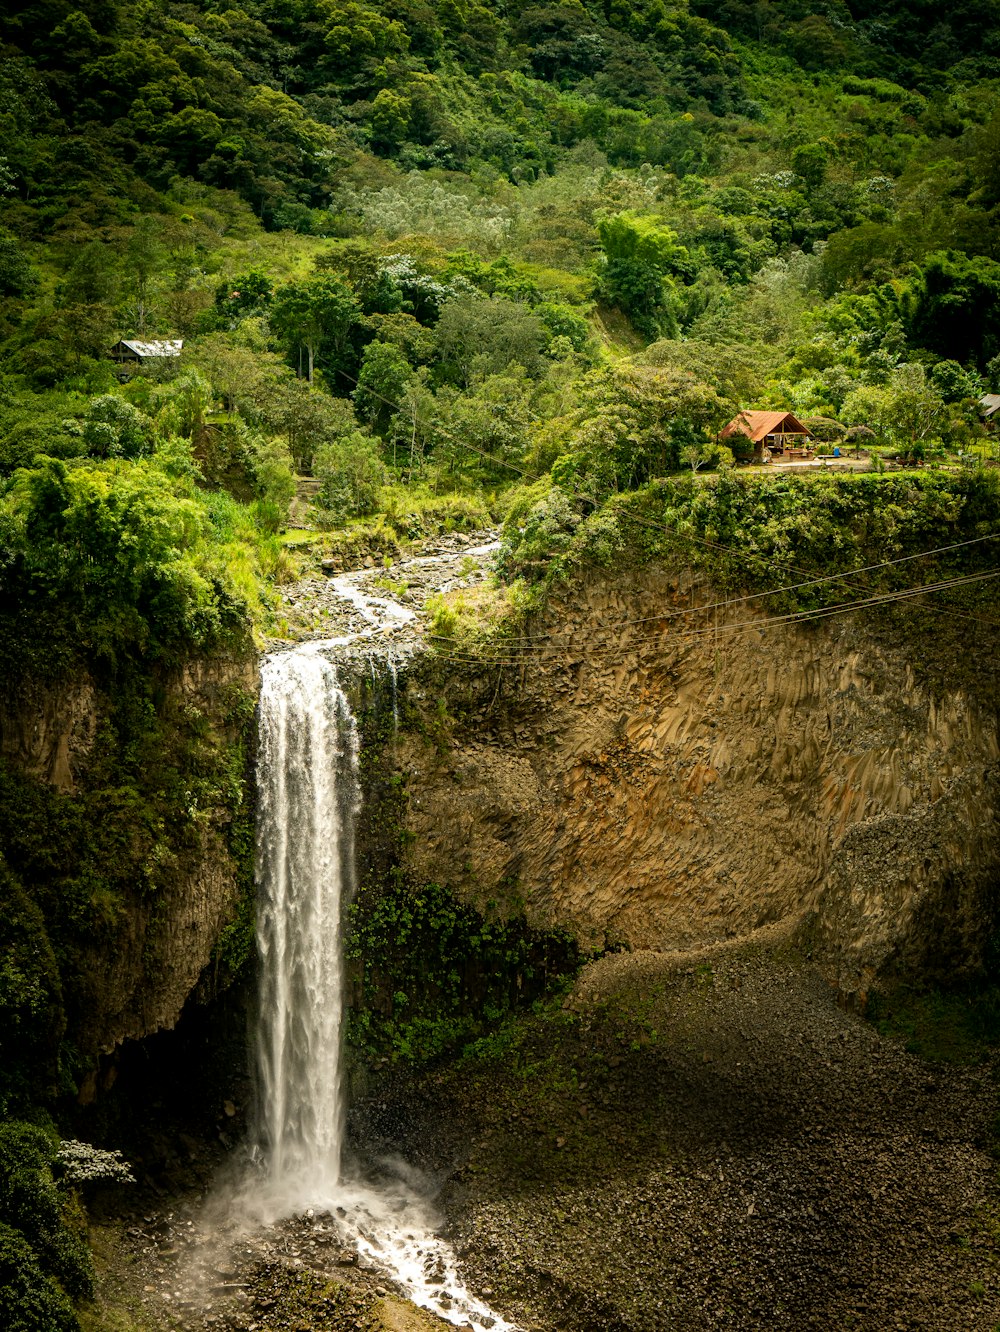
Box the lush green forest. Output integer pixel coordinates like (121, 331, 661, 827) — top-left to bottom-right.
(1, 0, 999, 601)
(2, 1, 1000, 1323)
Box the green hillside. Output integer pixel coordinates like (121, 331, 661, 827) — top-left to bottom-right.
(0, 0, 997, 551)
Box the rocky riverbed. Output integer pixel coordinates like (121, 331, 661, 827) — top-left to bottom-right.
(274, 529, 502, 648)
(85, 929, 1000, 1332)
(355, 929, 1000, 1332)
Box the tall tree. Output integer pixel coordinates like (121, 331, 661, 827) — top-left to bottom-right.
(269, 275, 362, 384)
(595, 212, 693, 339)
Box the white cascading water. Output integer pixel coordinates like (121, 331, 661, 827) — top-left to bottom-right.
(250, 642, 517, 1332)
(253, 645, 359, 1212)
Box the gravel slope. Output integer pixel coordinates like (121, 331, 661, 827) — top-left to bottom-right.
(355, 931, 1000, 1331)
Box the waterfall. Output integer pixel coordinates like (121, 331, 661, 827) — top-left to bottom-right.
(249, 643, 517, 1332)
(253, 646, 359, 1212)
(387, 655, 400, 733)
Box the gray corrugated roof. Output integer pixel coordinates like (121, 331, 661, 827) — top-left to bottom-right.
(980, 393, 1000, 417)
(120, 339, 183, 358)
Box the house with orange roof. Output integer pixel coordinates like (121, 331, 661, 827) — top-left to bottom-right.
(720, 410, 813, 461)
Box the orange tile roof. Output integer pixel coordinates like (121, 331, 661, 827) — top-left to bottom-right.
(721, 410, 812, 443)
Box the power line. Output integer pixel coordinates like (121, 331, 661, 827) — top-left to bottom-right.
(424, 569, 1000, 668)
(452, 531, 1000, 646)
(331, 364, 1000, 644)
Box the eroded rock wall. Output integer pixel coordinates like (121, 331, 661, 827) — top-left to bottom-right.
(0, 653, 257, 1064)
(398, 565, 1000, 1001)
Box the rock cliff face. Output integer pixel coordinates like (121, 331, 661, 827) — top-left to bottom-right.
(0, 653, 257, 1069)
(398, 564, 1000, 1002)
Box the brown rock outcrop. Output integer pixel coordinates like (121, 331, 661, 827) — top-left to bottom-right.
(398, 565, 1000, 1001)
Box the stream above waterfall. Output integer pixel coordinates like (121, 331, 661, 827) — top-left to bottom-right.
(274, 528, 502, 648)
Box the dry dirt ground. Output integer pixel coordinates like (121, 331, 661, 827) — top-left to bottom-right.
(84, 931, 1000, 1332)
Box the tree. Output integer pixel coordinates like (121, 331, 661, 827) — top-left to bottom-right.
(82, 396, 155, 460)
(214, 268, 273, 323)
(907, 251, 1000, 370)
(121, 218, 166, 335)
(267, 381, 358, 474)
(62, 243, 117, 306)
(436, 296, 545, 386)
(791, 142, 829, 190)
(842, 364, 948, 450)
(314, 432, 387, 520)
(269, 275, 362, 384)
(370, 89, 412, 150)
(682, 441, 733, 472)
(432, 369, 535, 484)
(594, 212, 692, 339)
(543, 362, 727, 496)
(317, 0, 410, 76)
(887, 363, 950, 446)
(930, 359, 981, 403)
(248, 436, 296, 524)
(352, 341, 414, 434)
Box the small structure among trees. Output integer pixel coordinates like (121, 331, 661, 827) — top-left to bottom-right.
(110, 339, 183, 369)
(980, 394, 1000, 430)
(721, 410, 814, 460)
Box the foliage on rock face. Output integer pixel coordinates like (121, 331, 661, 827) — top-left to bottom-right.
(347, 875, 580, 1064)
(0, 862, 64, 1114)
(0, 412, 260, 1133)
(0, 1224, 78, 1332)
(347, 698, 580, 1065)
(0, 669, 256, 1105)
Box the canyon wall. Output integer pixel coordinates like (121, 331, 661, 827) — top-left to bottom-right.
(0, 652, 257, 1073)
(397, 565, 1000, 1002)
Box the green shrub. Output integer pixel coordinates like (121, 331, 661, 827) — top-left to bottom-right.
(0, 1223, 78, 1332)
(81, 396, 154, 460)
(0, 457, 252, 679)
(0, 1121, 93, 1312)
(0, 419, 86, 475)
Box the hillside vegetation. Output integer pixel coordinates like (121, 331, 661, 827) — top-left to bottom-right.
(2, 1, 1000, 1325)
(0, 0, 998, 569)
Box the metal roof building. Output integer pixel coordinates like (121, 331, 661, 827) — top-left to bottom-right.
(111, 339, 184, 363)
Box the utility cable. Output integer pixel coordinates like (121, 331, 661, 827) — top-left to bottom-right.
(421, 569, 1000, 669)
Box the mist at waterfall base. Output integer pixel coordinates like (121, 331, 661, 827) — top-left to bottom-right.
(239, 645, 515, 1332)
